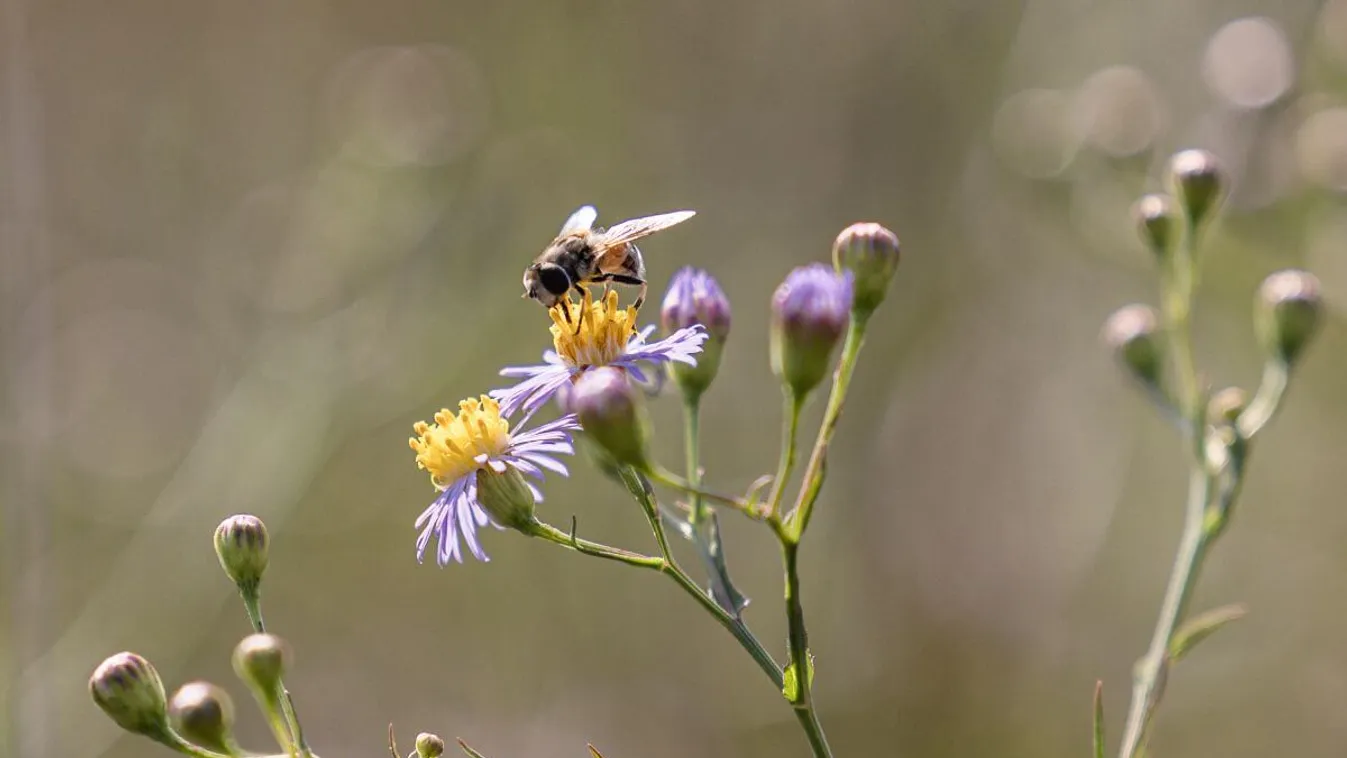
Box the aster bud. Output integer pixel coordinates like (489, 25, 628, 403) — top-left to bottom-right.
(232, 634, 290, 701)
(89, 652, 169, 738)
(475, 466, 536, 531)
(416, 732, 446, 758)
(1255, 270, 1322, 367)
(770, 264, 854, 397)
(1207, 386, 1249, 427)
(571, 367, 650, 468)
(169, 681, 238, 755)
(661, 267, 731, 399)
(1132, 193, 1181, 262)
(1166, 149, 1225, 229)
(214, 514, 268, 592)
(1103, 304, 1163, 389)
(832, 222, 900, 316)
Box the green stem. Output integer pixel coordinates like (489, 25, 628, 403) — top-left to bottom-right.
(1237, 360, 1288, 439)
(765, 390, 806, 518)
(239, 590, 311, 758)
(782, 541, 833, 758)
(1117, 469, 1213, 758)
(150, 729, 236, 758)
(531, 512, 784, 690)
(646, 465, 765, 521)
(683, 396, 707, 525)
(785, 312, 870, 539)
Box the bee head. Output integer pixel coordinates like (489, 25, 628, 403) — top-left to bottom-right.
(523, 263, 572, 308)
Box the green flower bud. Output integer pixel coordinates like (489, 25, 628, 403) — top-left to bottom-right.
(232, 633, 290, 700)
(1132, 193, 1181, 263)
(661, 267, 732, 400)
(1255, 269, 1322, 367)
(416, 732, 446, 758)
(214, 514, 269, 592)
(474, 466, 537, 531)
(89, 652, 169, 738)
(571, 367, 650, 468)
(832, 222, 900, 316)
(1207, 386, 1249, 427)
(1166, 149, 1226, 229)
(169, 681, 238, 755)
(770, 264, 854, 398)
(1103, 304, 1163, 388)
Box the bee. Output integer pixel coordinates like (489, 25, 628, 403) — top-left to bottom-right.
(522, 205, 696, 330)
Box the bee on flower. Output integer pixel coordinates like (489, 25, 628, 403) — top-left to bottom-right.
(408, 396, 579, 565)
(490, 289, 708, 420)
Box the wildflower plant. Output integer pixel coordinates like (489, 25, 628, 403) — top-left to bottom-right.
(92, 168, 1323, 757)
(1095, 149, 1323, 758)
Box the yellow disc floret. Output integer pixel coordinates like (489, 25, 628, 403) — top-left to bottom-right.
(549, 289, 638, 368)
(409, 396, 512, 489)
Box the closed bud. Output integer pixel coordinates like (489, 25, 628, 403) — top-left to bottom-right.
(571, 367, 650, 468)
(832, 222, 900, 316)
(474, 466, 536, 531)
(214, 514, 269, 592)
(169, 681, 238, 755)
(232, 633, 290, 700)
(1207, 386, 1249, 426)
(770, 264, 854, 398)
(1132, 193, 1181, 262)
(1103, 304, 1163, 388)
(1166, 149, 1226, 229)
(1256, 270, 1322, 367)
(416, 732, 446, 758)
(89, 652, 169, 737)
(661, 267, 731, 399)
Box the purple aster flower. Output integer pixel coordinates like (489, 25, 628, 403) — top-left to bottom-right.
(491, 289, 707, 420)
(770, 263, 855, 396)
(408, 396, 579, 565)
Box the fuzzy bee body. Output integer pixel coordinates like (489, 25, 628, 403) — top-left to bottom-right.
(522, 206, 693, 324)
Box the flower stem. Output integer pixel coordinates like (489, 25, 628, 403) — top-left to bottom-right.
(238, 590, 311, 758)
(532, 510, 784, 690)
(646, 465, 765, 521)
(1117, 468, 1213, 758)
(781, 540, 834, 758)
(785, 312, 870, 539)
(765, 390, 806, 519)
(683, 396, 708, 525)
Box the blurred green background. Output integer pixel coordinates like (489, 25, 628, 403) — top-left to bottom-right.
(5, 1, 1347, 756)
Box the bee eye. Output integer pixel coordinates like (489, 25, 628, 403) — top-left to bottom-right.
(538, 264, 571, 295)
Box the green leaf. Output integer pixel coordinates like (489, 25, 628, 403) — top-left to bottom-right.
(1169, 603, 1248, 662)
(659, 507, 750, 618)
(782, 652, 816, 701)
(1092, 680, 1104, 758)
(457, 738, 490, 758)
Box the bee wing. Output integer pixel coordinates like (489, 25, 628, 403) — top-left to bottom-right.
(558, 205, 598, 236)
(594, 210, 696, 250)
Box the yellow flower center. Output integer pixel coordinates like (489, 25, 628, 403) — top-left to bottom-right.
(549, 289, 638, 368)
(409, 396, 512, 489)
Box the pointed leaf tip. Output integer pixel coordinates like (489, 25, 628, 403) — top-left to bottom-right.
(1170, 603, 1248, 662)
(587, 744, 606, 758)
(457, 738, 490, 758)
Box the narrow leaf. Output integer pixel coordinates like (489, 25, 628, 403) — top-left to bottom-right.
(1169, 603, 1248, 661)
(658, 506, 751, 619)
(388, 724, 400, 758)
(1092, 680, 1104, 758)
(587, 745, 606, 758)
(457, 738, 490, 758)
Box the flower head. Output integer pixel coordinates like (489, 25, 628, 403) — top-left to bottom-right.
(409, 395, 578, 565)
(832, 222, 900, 316)
(492, 289, 707, 420)
(770, 264, 854, 397)
(89, 652, 169, 737)
(571, 366, 651, 467)
(661, 267, 731, 399)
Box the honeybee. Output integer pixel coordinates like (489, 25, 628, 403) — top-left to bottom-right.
(522, 205, 696, 328)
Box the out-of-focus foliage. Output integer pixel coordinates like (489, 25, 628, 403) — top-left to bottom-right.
(3, 1, 1347, 757)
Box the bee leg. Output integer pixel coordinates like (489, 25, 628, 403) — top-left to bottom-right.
(594, 273, 647, 310)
